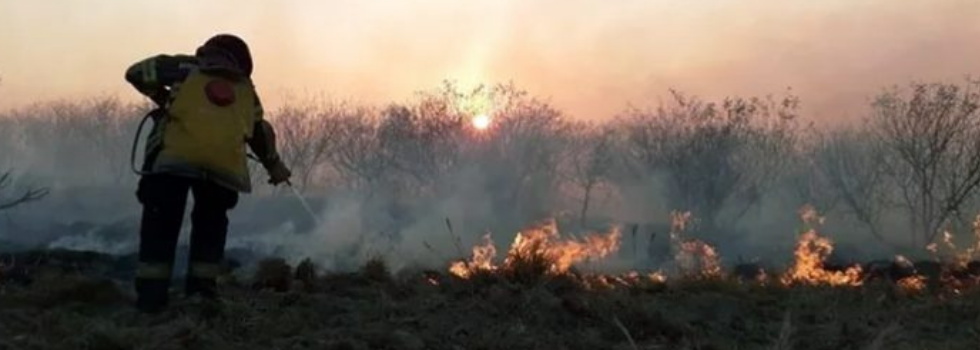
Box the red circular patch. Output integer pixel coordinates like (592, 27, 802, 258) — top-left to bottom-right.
(205, 80, 236, 106)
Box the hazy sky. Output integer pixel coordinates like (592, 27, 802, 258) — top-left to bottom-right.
(0, 0, 977, 122)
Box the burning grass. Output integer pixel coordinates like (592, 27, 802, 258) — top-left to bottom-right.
(449, 219, 620, 283)
(444, 207, 980, 296)
(780, 206, 863, 287)
(5, 207, 980, 349)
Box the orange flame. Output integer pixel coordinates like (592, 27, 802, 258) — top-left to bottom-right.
(449, 233, 497, 278)
(668, 211, 722, 278)
(893, 255, 926, 293)
(897, 275, 927, 293)
(781, 205, 863, 287)
(928, 219, 980, 268)
(449, 219, 621, 278)
(671, 211, 693, 234)
(648, 270, 668, 283)
(503, 219, 621, 274)
(674, 239, 723, 278)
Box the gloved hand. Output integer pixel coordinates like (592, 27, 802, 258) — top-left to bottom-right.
(266, 160, 292, 186)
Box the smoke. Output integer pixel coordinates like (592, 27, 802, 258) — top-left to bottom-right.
(2, 1, 979, 273)
(0, 87, 941, 273)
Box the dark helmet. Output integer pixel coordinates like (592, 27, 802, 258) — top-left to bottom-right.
(198, 34, 253, 77)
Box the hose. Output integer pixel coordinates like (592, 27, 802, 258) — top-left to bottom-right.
(130, 110, 155, 176)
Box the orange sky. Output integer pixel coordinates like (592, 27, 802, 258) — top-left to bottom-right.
(0, 0, 978, 123)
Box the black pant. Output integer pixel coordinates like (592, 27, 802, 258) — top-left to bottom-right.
(135, 174, 238, 310)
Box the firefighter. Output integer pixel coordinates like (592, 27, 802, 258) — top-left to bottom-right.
(125, 34, 291, 312)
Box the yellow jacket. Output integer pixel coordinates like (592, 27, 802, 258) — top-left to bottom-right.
(125, 54, 282, 192)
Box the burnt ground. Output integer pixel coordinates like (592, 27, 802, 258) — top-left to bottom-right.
(0, 250, 979, 350)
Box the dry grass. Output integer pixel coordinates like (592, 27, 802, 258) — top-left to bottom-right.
(293, 258, 317, 292)
(251, 258, 292, 292)
(1, 250, 980, 350)
(499, 239, 553, 285)
(361, 255, 390, 283)
(770, 311, 793, 350)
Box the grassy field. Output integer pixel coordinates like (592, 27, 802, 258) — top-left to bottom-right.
(0, 250, 979, 350)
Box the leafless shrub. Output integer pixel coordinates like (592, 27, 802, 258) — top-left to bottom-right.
(362, 255, 391, 282)
(808, 128, 890, 243)
(474, 84, 573, 221)
(869, 80, 980, 247)
(564, 122, 617, 226)
(0, 170, 47, 211)
(328, 109, 388, 191)
(267, 99, 349, 192)
(1, 97, 146, 186)
(320, 82, 574, 234)
(375, 101, 463, 197)
(620, 91, 799, 229)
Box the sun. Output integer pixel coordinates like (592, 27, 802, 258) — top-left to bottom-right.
(472, 113, 492, 130)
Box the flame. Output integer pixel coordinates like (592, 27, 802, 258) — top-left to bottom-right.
(971, 213, 980, 257)
(798, 204, 825, 226)
(674, 239, 723, 278)
(781, 205, 863, 287)
(892, 255, 926, 293)
(667, 211, 722, 278)
(923, 216, 980, 287)
(449, 233, 497, 278)
(648, 270, 668, 283)
(442, 207, 980, 294)
(929, 224, 980, 268)
(781, 231, 863, 286)
(956, 214, 980, 265)
(503, 219, 621, 274)
(671, 211, 693, 234)
(449, 219, 621, 278)
(897, 275, 927, 293)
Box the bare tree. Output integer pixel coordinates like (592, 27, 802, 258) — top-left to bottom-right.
(0, 76, 48, 210)
(4, 98, 143, 187)
(620, 91, 799, 230)
(0, 171, 48, 211)
(565, 122, 616, 227)
(376, 101, 464, 197)
(870, 80, 980, 247)
(328, 110, 390, 193)
(809, 128, 891, 243)
(482, 88, 571, 221)
(270, 100, 349, 192)
(79, 97, 147, 184)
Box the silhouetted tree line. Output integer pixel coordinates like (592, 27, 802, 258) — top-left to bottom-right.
(3, 79, 980, 250)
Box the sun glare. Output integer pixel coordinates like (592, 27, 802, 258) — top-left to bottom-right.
(472, 114, 492, 130)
